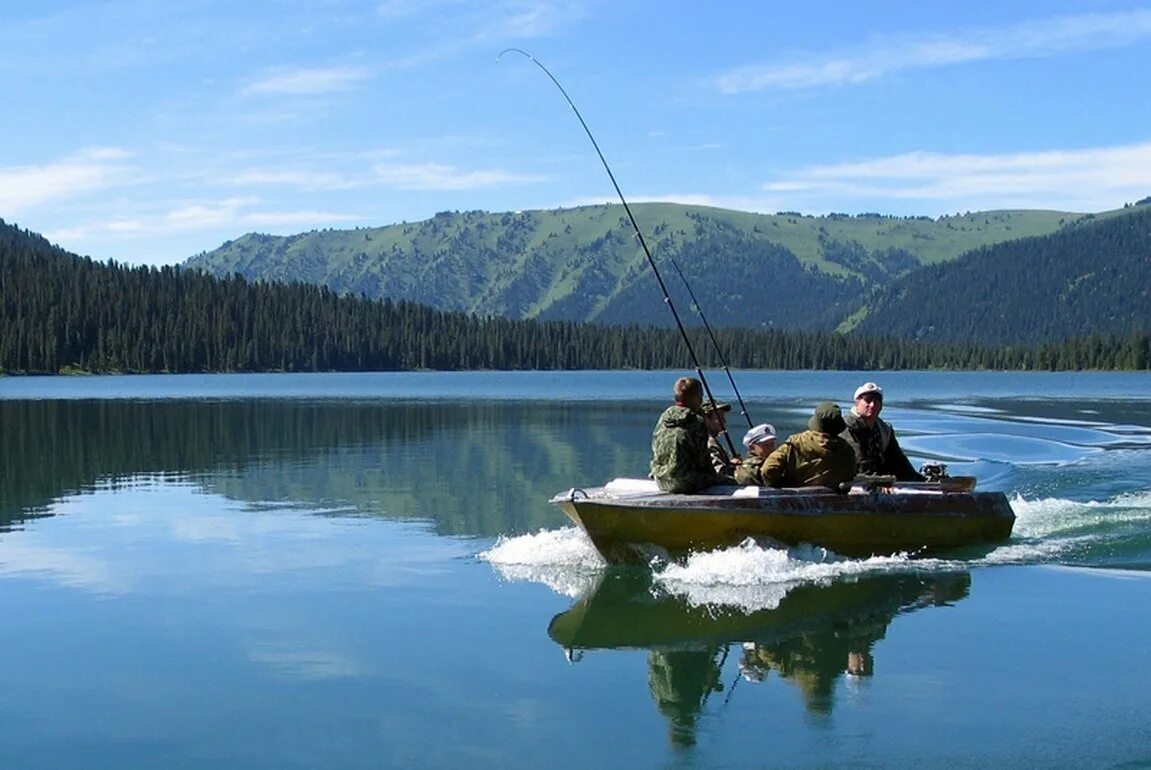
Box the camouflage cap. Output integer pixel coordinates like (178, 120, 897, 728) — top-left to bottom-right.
(808, 401, 847, 434)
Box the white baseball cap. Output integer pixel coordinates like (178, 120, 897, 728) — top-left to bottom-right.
(853, 382, 883, 400)
(742, 423, 777, 448)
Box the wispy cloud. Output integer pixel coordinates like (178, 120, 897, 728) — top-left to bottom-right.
(374, 0, 585, 67)
(760, 140, 1151, 212)
(715, 9, 1151, 93)
(378, 0, 580, 36)
(223, 156, 542, 192)
(226, 168, 360, 191)
(53, 198, 359, 248)
(0, 147, 133, 214)
(240, 65, 373, 96)
(371, 161, 544, 189)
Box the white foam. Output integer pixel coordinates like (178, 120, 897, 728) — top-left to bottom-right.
(651, 539, 938, 613)
(478, 527, 605, 597)
(1010, 491, 1151, 539)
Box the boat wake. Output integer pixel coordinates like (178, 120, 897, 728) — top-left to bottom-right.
(478, 528, 607, 598)
(998, 489, 1151, 568)
(482, 527, 951, 610)
(481, 487, 1151, 603)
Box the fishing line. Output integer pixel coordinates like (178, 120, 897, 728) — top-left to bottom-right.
(499, 47, 750, 449)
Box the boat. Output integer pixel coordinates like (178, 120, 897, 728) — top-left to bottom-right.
(549, 476, 1015, 563)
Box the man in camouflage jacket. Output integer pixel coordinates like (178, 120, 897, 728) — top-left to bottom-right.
(650, 377, 735, 493)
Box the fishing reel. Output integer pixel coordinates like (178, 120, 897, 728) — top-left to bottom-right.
(919, 462, 949, 482)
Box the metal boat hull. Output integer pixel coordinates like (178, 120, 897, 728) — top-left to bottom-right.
(551, 480, 1015, 563)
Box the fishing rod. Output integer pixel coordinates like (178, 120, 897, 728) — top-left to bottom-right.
(499, 47, 744, 453)
(665, 255, 754, 430)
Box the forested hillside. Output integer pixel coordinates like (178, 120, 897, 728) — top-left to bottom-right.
(854, 204, 1151, 345)
(4, 217, 1147, 373)
(185, 203, 1079, 332)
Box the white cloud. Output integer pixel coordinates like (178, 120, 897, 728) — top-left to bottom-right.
(56, 197, 358, 248)
(378, 0, 580, 36)
(374, 0, 584, 68)
(497, 2, 580, 38)
(0, 147, 133, 214)
(371, 161, 543, 190)
(223, 154, 542, 192)
(226, 168, 359, 191)
(715, 9, 1151, 93)
(760, 140, 1151, 213)
(245, 209, 361, 227)
(241, 65, 373, 96)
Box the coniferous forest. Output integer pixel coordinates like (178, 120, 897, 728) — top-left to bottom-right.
(2, 219, 1148, 374)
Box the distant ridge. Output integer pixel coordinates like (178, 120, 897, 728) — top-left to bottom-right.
(853, 203, 1151, 345)
(184, 202, 1086, 339)
(3, 215, 1148, 372)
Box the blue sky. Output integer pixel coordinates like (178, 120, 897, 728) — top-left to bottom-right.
(3, 1, 1150, 267)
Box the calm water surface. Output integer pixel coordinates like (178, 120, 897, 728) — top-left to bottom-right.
(1, 371, 1149, 768)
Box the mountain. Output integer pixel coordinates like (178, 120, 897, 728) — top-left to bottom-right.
(184, 203, 1080, 333)
(4, 215, 1147, 372)
(852, 204, 1151, 346)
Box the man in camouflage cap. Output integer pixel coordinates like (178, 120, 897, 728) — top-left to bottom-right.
(650, 377, 736, 493)
(754, 402, 857, 491)
(701, 400, 739, 476)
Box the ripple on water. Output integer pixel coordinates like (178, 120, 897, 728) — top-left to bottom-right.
(907, 433, 1104, 464)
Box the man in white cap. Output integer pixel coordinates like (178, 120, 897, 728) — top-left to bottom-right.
(734, 423, 776, 485)
(841, 382, 925, 481)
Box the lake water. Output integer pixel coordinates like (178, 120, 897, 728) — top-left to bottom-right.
(1, 370, 1150, 768)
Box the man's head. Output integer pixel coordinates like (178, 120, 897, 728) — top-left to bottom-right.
(673, 377, 703, 410)
(700, 401, 731, 434)
(853, 381, 883, 421)
(808, 401, 847, 435)
(742, 423, 777, 456)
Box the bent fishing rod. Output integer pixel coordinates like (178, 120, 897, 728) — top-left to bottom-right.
(499, 48, 750, 450)
(664, 254, 754, 430)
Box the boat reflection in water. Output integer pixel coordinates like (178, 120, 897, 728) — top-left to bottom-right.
(547, 568, 971, 746)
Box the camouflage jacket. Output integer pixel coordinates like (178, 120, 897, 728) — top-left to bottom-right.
(708, 436, 739, 476)
(650, 405, 733, 493)
(734, 453, 766, 486)
(841, 411, 924, 481)
(760, 429, 857, 490)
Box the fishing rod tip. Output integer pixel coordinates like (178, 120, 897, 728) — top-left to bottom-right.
(497, 47, 530, 62)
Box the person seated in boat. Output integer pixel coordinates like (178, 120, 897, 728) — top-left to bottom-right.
(703, 401, 741, 476)
(756, 402, 857, 491)
(650, 377, 736, 493)
(734, 422, 776, 485)
(840, 382, 925, 482)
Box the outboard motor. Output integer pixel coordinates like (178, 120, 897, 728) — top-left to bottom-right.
(919, 462, 949, 482)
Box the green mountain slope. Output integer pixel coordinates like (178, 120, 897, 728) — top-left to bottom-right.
(852, 205, 1151, 346)
(4, 215, 1147, 372)
(185, 203, 1080, 331)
